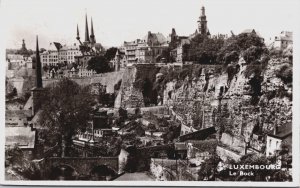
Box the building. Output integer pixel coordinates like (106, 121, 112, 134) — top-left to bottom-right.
(5, 126, 37, 159)
(40, 43, 58, 66)
(110, 49, 126, 71)
(266, 123, 292, 157)
(121, 31, 168, 65)
(17, 39, 30, 56)
(58, 44, 82, 64)
(175, 37, 191, 63)
(75, 13, 105, 67)
(197, 6, 210, 36)
(273, 31, 293, 50)
(168, 5, 210, 63)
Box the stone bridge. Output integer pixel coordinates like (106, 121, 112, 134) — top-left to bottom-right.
(42, 157, 119, 177)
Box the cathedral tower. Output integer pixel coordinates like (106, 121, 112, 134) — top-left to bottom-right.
(90, 17, 96, 44)
(84, 13, 90, 43)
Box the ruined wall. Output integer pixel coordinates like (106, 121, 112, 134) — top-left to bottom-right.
(216, 145, 242, 162)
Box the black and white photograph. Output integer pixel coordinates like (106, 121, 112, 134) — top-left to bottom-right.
(1, 0, 299, 186)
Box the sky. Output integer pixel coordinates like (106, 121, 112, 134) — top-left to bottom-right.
(1, 0, 299, 50)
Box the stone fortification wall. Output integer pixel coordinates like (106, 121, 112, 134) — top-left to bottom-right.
(8, 71, 124, 97)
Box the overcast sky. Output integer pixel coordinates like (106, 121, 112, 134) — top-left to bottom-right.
(1, 0, 299, 50)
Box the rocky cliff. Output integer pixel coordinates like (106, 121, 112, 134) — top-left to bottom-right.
(115, 55, 292, 151)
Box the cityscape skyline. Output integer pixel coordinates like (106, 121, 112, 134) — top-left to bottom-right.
(2, 0, 299, 50)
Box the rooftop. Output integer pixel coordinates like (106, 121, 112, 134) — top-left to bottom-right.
(5, 126, 36, 149)
(268, 122, 292, 139)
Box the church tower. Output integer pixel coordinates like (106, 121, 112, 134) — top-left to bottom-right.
(84, 13, 90, 44)
(90, 17, 96, 44)
(31, 36, 44, 116)
(198, 6, 208, 35)
(21, 39, 27, 51)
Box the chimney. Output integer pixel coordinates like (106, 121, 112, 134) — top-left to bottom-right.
(273, 125, 278, 135)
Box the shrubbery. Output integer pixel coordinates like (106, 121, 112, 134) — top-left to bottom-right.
(276, 63, 292, 84)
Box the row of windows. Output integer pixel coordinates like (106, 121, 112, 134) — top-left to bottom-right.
(42, 55, 58, 58)
(42, 59, 57, 62)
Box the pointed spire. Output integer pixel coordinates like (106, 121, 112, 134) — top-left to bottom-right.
(90, 17, 96, 43)
(85, 13, 90, 42)
(201, 6, 206, 16)
(76, 24, 80, 40)
(35, 35, 43, 88)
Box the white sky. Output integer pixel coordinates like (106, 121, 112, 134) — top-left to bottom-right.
(1, 0, 299, 50)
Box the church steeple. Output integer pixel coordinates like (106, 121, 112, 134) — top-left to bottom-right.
(90, 17, 96, 44)
(76, 24, 80, 40)
(198, 5, 208, 35)
(35, 36, 43, 88)
(85, 13, 90, 42)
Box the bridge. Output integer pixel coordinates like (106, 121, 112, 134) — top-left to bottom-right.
(41, 157, 119, 179)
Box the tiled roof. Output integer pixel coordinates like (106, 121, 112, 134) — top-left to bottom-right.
(143, 32, 167, 45)
(5, 110, 31, 119)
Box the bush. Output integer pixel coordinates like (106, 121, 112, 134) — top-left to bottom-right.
(276, 63, 292, 84)
(242, 46, 264, 64)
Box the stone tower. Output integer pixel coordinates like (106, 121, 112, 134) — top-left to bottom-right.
(19, 39, 29, 56)
(21, 39, 27, 51)
(198, 6, 208, 35)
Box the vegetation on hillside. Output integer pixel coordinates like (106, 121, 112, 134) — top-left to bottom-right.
(38, 78, 96, 156)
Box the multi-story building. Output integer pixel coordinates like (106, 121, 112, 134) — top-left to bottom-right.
(41, 42, 82, 67)
(58, 44, 82, 65)
(41, 43, 58, 66)
(273, 31, 293, 50)
(121, 31, 168, 65)
(41, 51, 58, 66)
(123, 39, 140, 64)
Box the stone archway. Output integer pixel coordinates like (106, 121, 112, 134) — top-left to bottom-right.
(89, 165, 117, 181)
(48, 164, 78, 180)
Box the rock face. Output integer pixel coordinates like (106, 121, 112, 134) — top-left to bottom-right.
(114, 64, 160, 108)
(115, 56, 292, 149)
(162, 57, 292, 143)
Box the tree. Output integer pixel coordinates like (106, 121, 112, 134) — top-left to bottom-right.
(39, 78, 95, 157)
(217, 32, 265, 64)
(198, 154, 221, 180)
(187, 34, 224, 64)
(87, 55, 112, 74)
(5, 146, 41, 180)
(104, 47, 118, 61)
